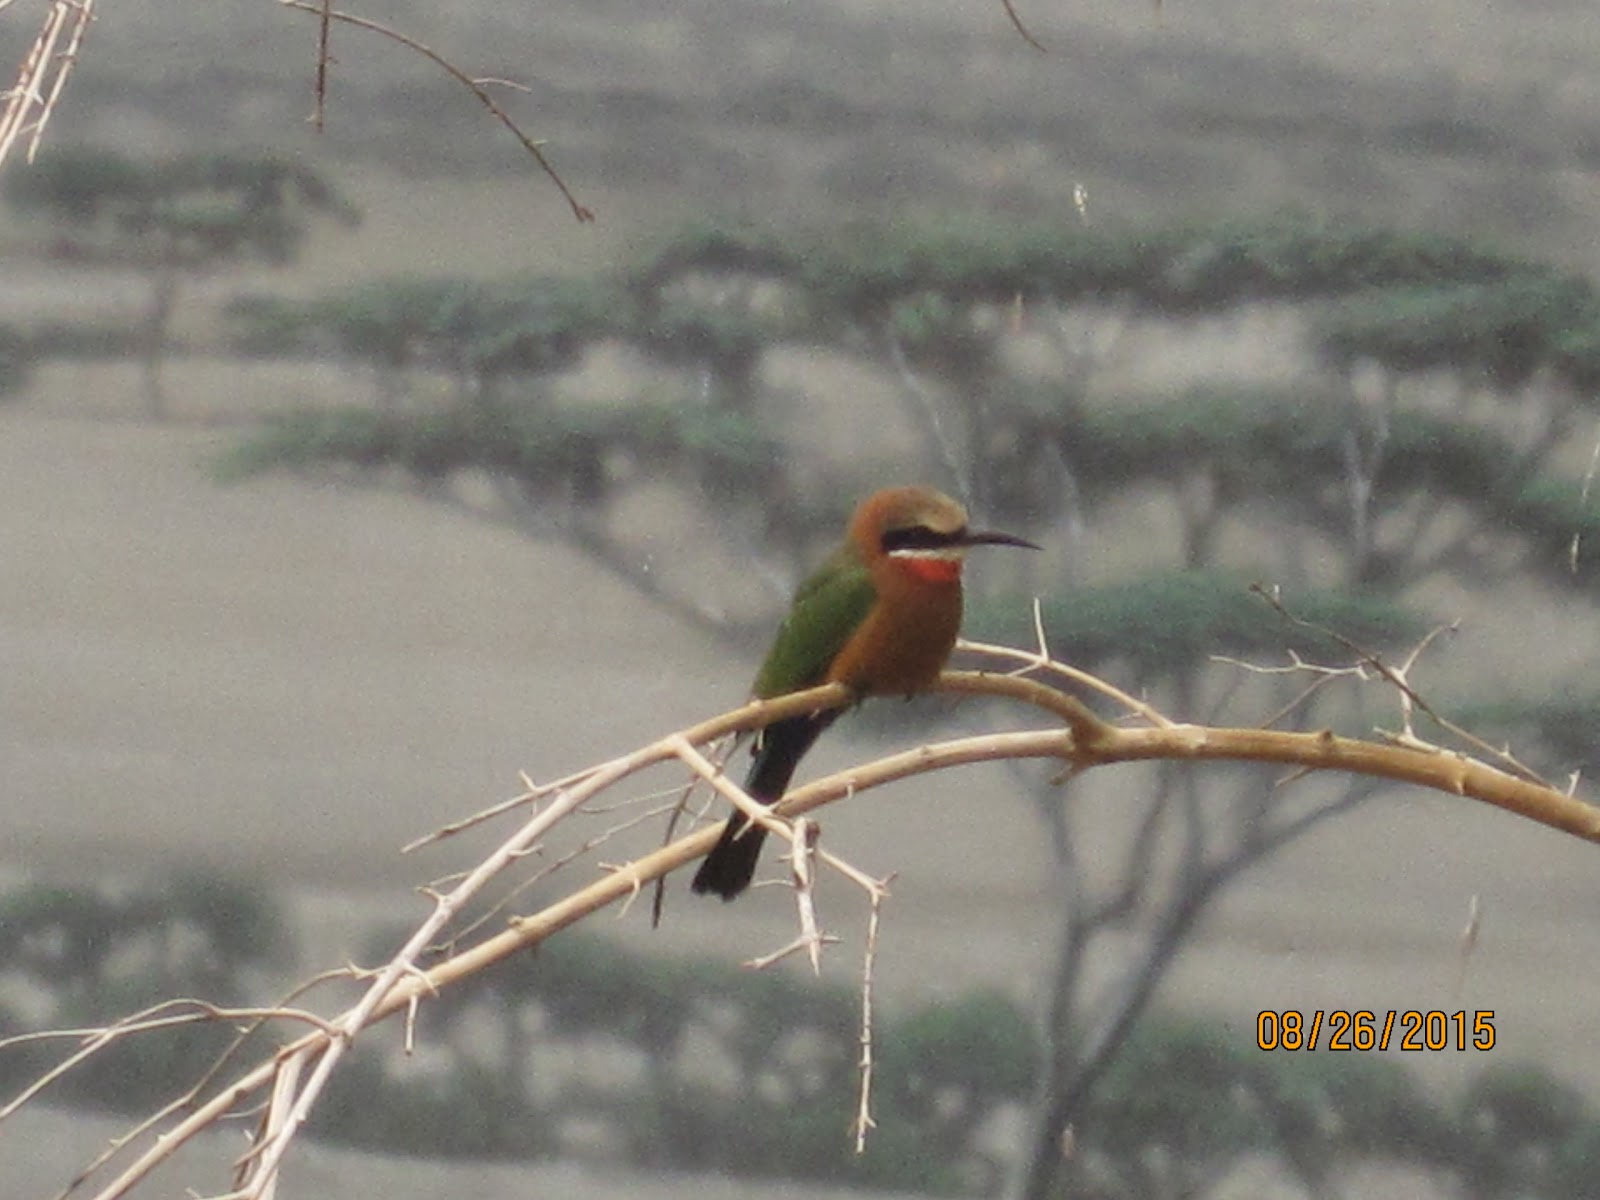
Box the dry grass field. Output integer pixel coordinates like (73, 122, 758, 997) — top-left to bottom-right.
(7, 0, 1600, 1195)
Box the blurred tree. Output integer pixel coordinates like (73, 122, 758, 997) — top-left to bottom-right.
(0, 322, 34, 397)
(4, 147, 359, 416)
(0, 873, 290, 1112)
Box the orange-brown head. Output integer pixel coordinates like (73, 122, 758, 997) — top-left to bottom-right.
(826, 486, 1039, 693)
(850, 485, 1039, 581)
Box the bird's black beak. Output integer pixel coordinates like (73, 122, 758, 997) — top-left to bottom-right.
(961, 528, 1042, 551)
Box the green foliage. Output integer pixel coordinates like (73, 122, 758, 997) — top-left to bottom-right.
(25, 319, 145, 360)
(1452, 1066, 1591, 1200)
(520, 933, 701, 1052)
(1290, 1049, 1445, 1160)
(214, 399, 780, 510)
(1142, 217, 1521, 308)
(0, 883, 118, 991)
(227, 274, 615, 376)
(1069, 387, 1517, 509)
(878, 988, 1037, 1144)
(1373, 409, 1516, 495)
(1081, 1014, 1460, 1199)
(628, 220, 800, 292)
(5, 146, 358, 266)
(1503, 477, 1600, 590)
(463, 276, 618, 377)
(235, 277, 477, 366)
(3, 147, 148, 221)
(1091, 1017, 1271, 1176)
(0, 323, 35, 395)
(1316, 273, 1600, 388)
(1070, 386, 1337, 502)
(314, 1055, 546, 1160)
(633, 300, 771, 373)
(8, 147, 360, 415)
(802, 215, 1524, 318)
(217, 218, 1600, 586)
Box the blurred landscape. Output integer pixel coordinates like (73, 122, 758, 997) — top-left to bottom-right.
(6, 0, 1600, 1197)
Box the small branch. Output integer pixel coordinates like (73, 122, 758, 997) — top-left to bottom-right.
(998, 0, 1048, 52)
(852, 883, 887, 1153)
(789, 818, 825, 973)
(311, 0, 332, 132)
(279, 0, 595, 222)
(1251, 585, 1551, 787)
(1212, 650, 1370, 730)
(961, 631, 1173, 729)
(0, 1000, 331, 1121)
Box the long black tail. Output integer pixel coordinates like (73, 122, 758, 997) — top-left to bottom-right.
(691, 711, 839, 900)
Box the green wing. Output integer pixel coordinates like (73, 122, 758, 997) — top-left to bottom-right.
(751, 547, 875, 698)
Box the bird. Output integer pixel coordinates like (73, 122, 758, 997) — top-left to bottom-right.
(690, 484, 1040, 900)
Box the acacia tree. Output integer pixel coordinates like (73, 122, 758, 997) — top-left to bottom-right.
(4, 147, 359, 416)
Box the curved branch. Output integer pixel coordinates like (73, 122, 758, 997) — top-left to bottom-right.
(999, 0, 1048, 52)
(1085, 719, 1600, 842)
(279, 1, 595, 223)
(23, 658, 1600, 1200)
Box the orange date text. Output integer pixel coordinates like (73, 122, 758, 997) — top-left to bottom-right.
(1255, 1009, 1495, 1052)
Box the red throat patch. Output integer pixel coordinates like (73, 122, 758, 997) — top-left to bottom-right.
(896, 556, 963, 584)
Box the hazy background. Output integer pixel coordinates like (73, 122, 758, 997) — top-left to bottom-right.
(6, 0, 1600, 1195)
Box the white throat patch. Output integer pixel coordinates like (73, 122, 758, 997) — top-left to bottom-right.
(888, 546, 965, 561)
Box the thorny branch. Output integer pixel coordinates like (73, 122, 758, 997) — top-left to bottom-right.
(0, 0, 94, 169)
(998, 0, 1048, 53)
(1248, 582, 1552, 786)
(5, 644, 1600, 1199)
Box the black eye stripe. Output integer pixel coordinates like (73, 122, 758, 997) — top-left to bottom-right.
(881, 525, 964, 553)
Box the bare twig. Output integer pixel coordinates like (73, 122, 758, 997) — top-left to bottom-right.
(1250, 584, 1551, 787)
(998, 0, 1048, 52)
(852, 882, 888, 1152)
(402, 765, 589, 851)
(311, 0, 332, 131)
(964, 610, 1174, 728)
(279, 0, 595, 223)
(0, 1000, 333, 1122)
(1211, 649, 1372, 730)
(790, 818, 826, 974)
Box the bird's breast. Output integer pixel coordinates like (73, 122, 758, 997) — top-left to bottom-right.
(825, 580, 963, 695)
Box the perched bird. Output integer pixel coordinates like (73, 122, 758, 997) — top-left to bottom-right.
(691, 485, 1039, 900)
